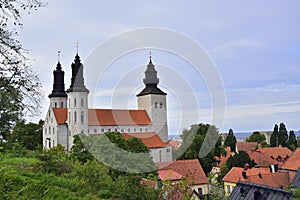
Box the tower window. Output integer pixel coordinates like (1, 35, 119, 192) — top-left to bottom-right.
(81, 111, 84, 124)
(74, 111, 77, 123)
(60, 102, 64, 108)
(81, 98, 84, 107)
(128, 128, 130, 132)
(160, 102, 163, 109)
(155, 102, 158, 109)
(54, 102, 57, 108)
(74, 98, 77, 107)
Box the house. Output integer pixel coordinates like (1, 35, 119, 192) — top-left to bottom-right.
(281, 148, 300, 172)
(122, 132, 172, 162)
(236, 142, 258, 152)
(229, 181, 292, 200)
(222, 166, 271, 195)
(156, 159, 209, 198)
(43, 53, 169, 150)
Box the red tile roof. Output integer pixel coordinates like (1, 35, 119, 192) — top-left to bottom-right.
(247, 151, 277, 167)
(215, 146, 235, 167)
(158, 169, 183, 181)
(122, 132, 167, 148)
(256, 147, 292, 162)
(223, 167, 271, 183)
(240, 172, 292, 189)
(88, 109, 151, 126)
(236, 142, 257, 152)
(166, 140, 181, 150)
(52, 108, 68, 124)
(155, 159, 208, 185)
(281, 148, 300, 171)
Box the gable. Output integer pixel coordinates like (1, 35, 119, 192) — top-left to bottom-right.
(52, 108, 68, 124)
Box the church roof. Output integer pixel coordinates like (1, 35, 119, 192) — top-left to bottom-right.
(122, 132, 167, 148)
(88, 109, 151, 126)
(52, 108, 68, 124)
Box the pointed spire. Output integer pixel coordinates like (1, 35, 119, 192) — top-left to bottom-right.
(49, 52, 67, 98)
(137, 54, 166, 97)
(149, 51, 152, 64)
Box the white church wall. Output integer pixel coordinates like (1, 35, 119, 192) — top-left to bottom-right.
(149, 146, 173, 163)
(88, 125, 152, 134)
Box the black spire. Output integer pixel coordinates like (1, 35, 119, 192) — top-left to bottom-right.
(48, 62, 68, 98)
(66, 54, 89, 93)
(137, 56, 166, 97)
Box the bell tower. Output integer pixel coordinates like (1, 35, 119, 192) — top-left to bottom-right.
(66, 53, 89, 145)
(137, 56, 168, 142)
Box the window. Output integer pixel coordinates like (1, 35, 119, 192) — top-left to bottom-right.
(54, 102, 57, 108)
(127, 128, 130, 132)
(53, 140, 55, 146)
(74, 98, 77, 107)
(51, 118, 53, 123)
(166, 148, 170, 153)
(74, 111, 77, 123)
(155, 102, 158, 109)
(53, 127, 54, 134)
(115, 128, 118, 132)
(108, 128, 111, 132)
(226, 185, 231, 193)
(45, 128, 47, 135)
(101, 129, 104, 133)
(145, 128, 148, 132)
(160, 102, 162, 109)
(69, 112, 71, 123)
(121, 128, 124, 132)
(134, 128, 136, 132)
(49, 127, 51, 134)
(81, 111, 84, 124)
(60, 102, 64, 108)
(88, 129, 90, 133)
(81, 98, 84, 107)
(94, 129, 97, 133)
(140, 128, 142, 132)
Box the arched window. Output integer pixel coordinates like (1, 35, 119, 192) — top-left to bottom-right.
(53, 127, 54, 134)
(74, 111, 77, 123)
(49, 127, 51, 134)
(74, 98, 77, 107)
(81, 98, 84, 107)
(54, 102, 57, 108)
(155, 102, 158, 109)
(60, 102, 64, 108)
(68, 112, 71, 123)
(160, 102, 163, 109)
(81, 111, 84, 124)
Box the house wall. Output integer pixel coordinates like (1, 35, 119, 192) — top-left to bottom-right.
(149, 146, 172, 163)
(223, 182, 236, 196)
(88, 125, 152, 134)
(192, 184, 209, 195)
(43, 108, 58, 149)
(57, 124, 69, 150)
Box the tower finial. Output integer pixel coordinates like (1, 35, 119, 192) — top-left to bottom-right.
(149, 51, 152, 64)
(58, 50, 61, 62)
(76, 42, 79, 54)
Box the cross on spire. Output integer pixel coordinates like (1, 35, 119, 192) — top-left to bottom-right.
(58, 50, 61, 62)
(76, 42, 79, 54)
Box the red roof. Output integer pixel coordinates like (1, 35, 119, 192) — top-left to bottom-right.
(223, 167, 271, 183)
(166, 140, 181, 150)
(122, 132, 167, 148)
(52, 108, 68, 124)
(281, 148, 300, 171)
(155, 159, 208, 185)
(247, 151, 277, 167)
(240, 172, 292, 189)
(158, 169, 183, 181)
(236, 142, 258, 152)
(256, 147, 292, 161)
(215, 146, 235, 167)
(88, 109, 151, 126)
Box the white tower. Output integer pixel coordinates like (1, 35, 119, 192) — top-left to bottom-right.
(137, 56, 168, 142)
(66, 54, 89, 147)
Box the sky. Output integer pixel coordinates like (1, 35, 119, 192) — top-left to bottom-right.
(18, 0, 300, 134)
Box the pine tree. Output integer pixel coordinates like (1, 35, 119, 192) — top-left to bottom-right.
(287, 130, 298, 151)
(270, 124, 278, 147)
(278, 123, 288, 147)
(224, 129, 237, 152)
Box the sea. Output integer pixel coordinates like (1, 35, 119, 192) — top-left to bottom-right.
(168, 131, 300, 142)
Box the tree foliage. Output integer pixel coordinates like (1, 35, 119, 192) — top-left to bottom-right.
(287, 130, 298, 151)
(270, 124, 279, 147)
(246, 131, 266, 144)
(270, 123, 289, 147)
(177, 123, 224, 174)
(0, 0, 44, 139)
(226, 151, 256, 169)
(224, 129, 237, 152)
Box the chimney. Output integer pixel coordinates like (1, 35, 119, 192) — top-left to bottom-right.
(242, 171, 247, 179)
(258, 173, 262, 178)
(244, 163, 250, 170)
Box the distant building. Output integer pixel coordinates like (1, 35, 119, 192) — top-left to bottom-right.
(43, 52, 172, 162)
(236, 142, 258, 152)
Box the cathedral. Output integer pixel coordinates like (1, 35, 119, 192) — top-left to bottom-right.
(43, 52, 172, 162)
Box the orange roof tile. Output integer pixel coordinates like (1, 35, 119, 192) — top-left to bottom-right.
(281, 148, 300, 171)
(88, 109, 151, 126)
(155, 159, 208, 185)
(122, 132, 167, 148)
(256, 147, 292, 161)
(240, 172, 291, 189)
(215, 146, 235, 167)
(236, 142, 258, 152)
(223, 167, 271, 183)
(52, 108, 68, 124)
(158, 169, 183, 181)
(247, 151, 277, 167)
(166, 140, 181, 150)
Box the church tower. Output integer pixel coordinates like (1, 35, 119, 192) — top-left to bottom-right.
(66, 53, 89, 144)
(48, 61, 67, 108)
(137, 56, 168, 142)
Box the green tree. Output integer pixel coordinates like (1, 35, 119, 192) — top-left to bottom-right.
(226, 151, 255, 169)
(69, 134, 94, 163)
(10, 120, 43, 150)
(246, 131, 266, 144)
(0, 0, 43, 140)
(224, 129, 237, 152)
(178, 123, 224, 174)
(270, 124, 279, 147)
(287, 130, 298, 151)
(278, 122, 288, 147)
